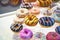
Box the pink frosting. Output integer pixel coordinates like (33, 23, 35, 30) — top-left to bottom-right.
(46, 32, 60, 40)
(19, 28, 33, 39)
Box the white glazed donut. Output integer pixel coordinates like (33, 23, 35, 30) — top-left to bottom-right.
(16, 8, 29, 18)
(13, 17, 24, 24)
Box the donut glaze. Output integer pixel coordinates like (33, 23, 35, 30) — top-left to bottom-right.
(19, 28, 33, 39)
(46, 32, 60, 40)
(25, 14, 38, 26)
(39, 17, 55, 27)
(20, 2, 33, 9)
(55, 26, 60, 34)
(34, 32, 46, 40)
(16, 8, 29, 18)
(10, 23, 23, 32)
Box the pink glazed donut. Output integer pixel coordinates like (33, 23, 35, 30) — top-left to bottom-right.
(46, 32, 60, 40)
(19, 28, 33, 40)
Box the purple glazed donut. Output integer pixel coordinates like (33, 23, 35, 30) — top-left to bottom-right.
(46, 32, 60, 40)
(19, 28, 33, 40)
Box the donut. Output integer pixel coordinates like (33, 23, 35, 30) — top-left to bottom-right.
(29, 7, 40, 15)
(16, 8, 29, 18)
(14, 17, 24, 24)
(9, 0, 20, 6)
(31, 1, 40, 7)
(46, 32, 60, 40)
(10, 23, 23, 32)
(38, 0, 53, 7)
(24, 14, 38, 26)
(55, 26, 60, 34)
(0, 0, 9, 6)
(44, 9, 52, 16)
(34, 32, 46, 40)
(19, 28, 33, 40)
(20, 2, 33, 9)
(39, 17, 55, 27)
(52, 7, 60, 22)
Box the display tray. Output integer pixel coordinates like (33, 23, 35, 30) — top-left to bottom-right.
(0, 2, 60, 40)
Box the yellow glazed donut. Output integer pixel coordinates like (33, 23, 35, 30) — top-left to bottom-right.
(38, 0, 53, 7)
(29, 7, 40, 15)
(24, 14, 38, 26)
(16, 8, 29, 18)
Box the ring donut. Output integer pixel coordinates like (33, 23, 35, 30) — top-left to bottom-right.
(20, 2, 33, 9)
(19, 28, 33, 40)
(24, 14, 38, 26)
(9, 0, 20, 6)
(16, 8, 29, 18)
(14, 17, 24, 24)
(39, 17, 55, 27)
(29, 7, 40, 15)
(10, 23, 23, 32)
(34, 32, 46, 40)
(52, 7, 60, 22)
(55, 26, 60, 34)
(38, 0, 52, 7)
(46, 32, 60, 40)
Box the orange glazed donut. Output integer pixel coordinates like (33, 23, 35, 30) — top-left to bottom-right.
(38, 0, 53, 7)
(24, 14, 38, 26)
(29, 7, 40, 15)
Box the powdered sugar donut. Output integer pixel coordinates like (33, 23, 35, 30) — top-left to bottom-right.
(13, 17, 24, 24)
(34, 32, 46, 40)
(16, 8, 29, 18)
(19, 28, 33, 40)
(46, 32, 60, 40)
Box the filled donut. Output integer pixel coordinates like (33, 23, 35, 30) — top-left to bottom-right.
(0, 0, 9, 6)
(29, 7, 40, 15)
(52, 6, 60, 22)
(39, 17, 55, 27)
(19, 28, 33, 40)
(34, 32, 46, 40)
(24, 14, 38, 26)
(55, 26, 60, 34)
(9, 0, 20, 6)
(10, 23, 23, 32)
(46, 32, 60, 40)
(38, 0, 53, 7)
(16, 8, 29, 18)
(20, 2, 33, 9)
